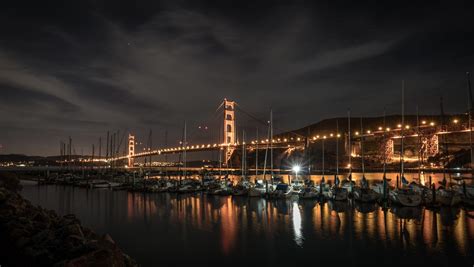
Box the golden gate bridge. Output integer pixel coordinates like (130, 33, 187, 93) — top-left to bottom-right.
(103, 98, 471, 170)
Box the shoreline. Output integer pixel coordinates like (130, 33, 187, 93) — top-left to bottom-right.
(0, 173, 137, 267)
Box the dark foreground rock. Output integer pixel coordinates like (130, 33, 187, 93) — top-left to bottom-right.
(0, 173, 137, 267)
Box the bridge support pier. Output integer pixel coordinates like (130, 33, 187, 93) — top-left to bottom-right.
(379, 139, 394, 162)
(421, 134, 439, 159)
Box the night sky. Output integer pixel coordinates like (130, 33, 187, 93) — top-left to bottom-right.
(1, 1, 474, 156)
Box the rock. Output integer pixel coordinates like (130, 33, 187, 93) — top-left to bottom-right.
(15, 236, 30, 248)
(103, 234, 115, 245)
(60, 224, 84, 240)
(58, 248, 128, 267)
(64, 234, 86, 249)
(0, 189, 7, 203)
(63, 214, 81, 225)
(9, 226, 30, 240)
(31, 229, 55, 245)
(0, 172, 23, 192)
(0, 174, 137, 266)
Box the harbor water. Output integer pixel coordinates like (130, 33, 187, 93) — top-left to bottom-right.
(20, 178, 473, 267)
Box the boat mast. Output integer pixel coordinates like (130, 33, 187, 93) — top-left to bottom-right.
(348, 109, 352, 179)
(401, 80, 405, 184)
(270, 108, 274, 183)
(360, 118, 365, 178)
(241, 130, 245, 180)
(336, 120, 339, 176)
(322, 135, 325, 179)
(98, 137, 101, 169)
(383, 109, 387, 177)
(262, 114, 270, 182)
(467, 72, 474, 176)
(164, 130, 168, 178)
(148, 129, 152, 176)
(263, 126, 270, 192)
(183, 121, 187, 182)
(219, 118, 222, 179)
(307, 127, 311, 175)
(416, 105, 421, 182)
(255, 128, 258, 178)
(440, 97, 449, 184)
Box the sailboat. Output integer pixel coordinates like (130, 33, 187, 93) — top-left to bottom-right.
(177, 121, 202, 193)
(329, 115, 349, 201)
(248, 128, 266, 197)
(353, 118, 379, 202)
(248, 110, 274, 197)
(455, 73, 474, 205)
(299, 129, 318, 199)
(389, 81, 422, 207)
(435, 99, 462, 206)
(409, 106, 434, 205)
(341, 110, 355, 194)
(232, 131, 250, 196)
(370, 109, 390, 200)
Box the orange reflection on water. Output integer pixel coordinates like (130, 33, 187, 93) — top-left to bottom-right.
(126, 193, 157, 221)
(125, 192, 472, 256)
(220, 197, 238, 255)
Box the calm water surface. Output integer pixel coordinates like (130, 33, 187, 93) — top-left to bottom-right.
(20, 181, 473, 267)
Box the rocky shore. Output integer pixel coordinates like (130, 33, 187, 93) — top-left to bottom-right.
(0, 173, 137, 267)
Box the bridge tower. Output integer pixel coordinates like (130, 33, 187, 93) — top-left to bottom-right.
(223, 99, 236, 164)
(128, 134, 135, 167)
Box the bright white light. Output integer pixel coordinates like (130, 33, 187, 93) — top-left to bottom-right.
(292, 165, 301, 173)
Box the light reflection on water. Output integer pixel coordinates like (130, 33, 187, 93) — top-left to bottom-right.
(20, 183, 474, 266)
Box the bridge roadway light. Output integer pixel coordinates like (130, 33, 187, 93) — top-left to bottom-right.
(386, 127, 390, 131)
(397, 124, 402, 128)
(430, 122, 435, 126)
(337, 134, 341, 138)
(405, 125, 410, 129)
(422, 120, 427, 125)
(367, 130, 371, 134)
(378, 127, 383, 131)
(453, 119, 459, 124)
(355, 131, 359, 136)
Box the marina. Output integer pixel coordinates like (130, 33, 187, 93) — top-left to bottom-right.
(20, 180, 474, 266)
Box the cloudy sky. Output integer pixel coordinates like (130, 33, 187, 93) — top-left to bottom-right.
(1, 0, 474, 156)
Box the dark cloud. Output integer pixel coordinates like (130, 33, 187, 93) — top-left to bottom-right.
(1, 0, 474, 155)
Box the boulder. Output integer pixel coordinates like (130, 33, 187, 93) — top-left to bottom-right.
(0, 174, 137, 266)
